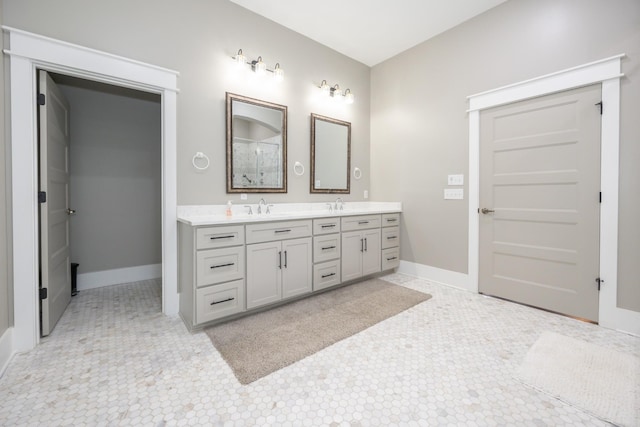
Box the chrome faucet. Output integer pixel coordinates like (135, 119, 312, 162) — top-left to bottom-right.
(335, 197, 344, 211)
(257, 198, 267, 214)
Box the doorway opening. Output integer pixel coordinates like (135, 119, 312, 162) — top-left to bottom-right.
(6, 27, 179, 353)
(38, 71, 163, 336)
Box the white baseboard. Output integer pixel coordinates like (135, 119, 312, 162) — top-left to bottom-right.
(398, 260, 473, 292)
(0, 327, 14, 378)
(77, 263, 162, 291)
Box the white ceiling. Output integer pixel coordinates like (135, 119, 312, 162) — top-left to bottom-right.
(229, 0, 508, 66)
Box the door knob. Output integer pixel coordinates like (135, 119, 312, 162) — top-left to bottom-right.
(67, 208, 76, 215)
(481, 208, 495, 214)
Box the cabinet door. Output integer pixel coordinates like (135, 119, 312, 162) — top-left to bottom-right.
(246, 241, 282, 309)
(281, 237, 312, 299)
(341, 230, 364, 282)
(362, 228, 381, 276)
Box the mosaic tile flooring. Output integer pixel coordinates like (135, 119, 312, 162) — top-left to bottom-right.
(0, 274, 638, 426)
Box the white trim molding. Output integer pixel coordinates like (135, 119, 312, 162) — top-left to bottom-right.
(398, 261, 470, 291)
(77, 264, 162, 291)
(0, 327, 14, 378)
(3, 27, 180, 353)
(467, 54, 639, 336)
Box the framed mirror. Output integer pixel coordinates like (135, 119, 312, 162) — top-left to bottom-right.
(310, 113, 351, 194)
(226, 92, 287, 193)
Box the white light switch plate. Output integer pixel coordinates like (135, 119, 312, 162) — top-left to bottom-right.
(364, 190, 369, 199)
(240, 193, 248, 200)
(448, 174, 464, 186)
(444, 188, 464, 200)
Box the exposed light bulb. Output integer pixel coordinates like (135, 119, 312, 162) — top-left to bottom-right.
(344, 89, 355, 104)
(235, 49, 246, 67)
(273, 63, 284, 82)
(254, 56, 266, 75)
(320, 80, 330, 95)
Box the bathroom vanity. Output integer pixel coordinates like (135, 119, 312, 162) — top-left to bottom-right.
(177, 202, 401, 330)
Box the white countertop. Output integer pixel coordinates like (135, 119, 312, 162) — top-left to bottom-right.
(177, 202, 402, 226)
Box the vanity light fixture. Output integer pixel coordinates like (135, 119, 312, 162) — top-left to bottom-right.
(232, 49, 284, 81)
(317, 80, 355, 104)
(320, 80, 331, 95)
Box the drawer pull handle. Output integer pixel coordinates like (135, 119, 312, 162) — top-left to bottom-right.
(358, 221, 369, 225)
(210, 235, 235, 240)
(386, 236, 397, 240)
(211, 297, 234, 305)
(321, 245, 336, 250)
(210, 262, 234, 269)
(321, 272, 336, 279)
(386, 256, 398, 261)
(275, 229, 292, 234)
(321, 224, 336, 228)
(386, 218, 397, 222)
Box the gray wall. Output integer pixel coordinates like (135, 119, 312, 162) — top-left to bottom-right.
(57, 79, 162, 274)
(0, 0, 10, 336)
(370, 0, 640, 312)
(2, 0, 371, 208)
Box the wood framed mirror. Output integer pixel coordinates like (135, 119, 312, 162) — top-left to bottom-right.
(226, 92, 287, 193)
(310, 113, 351, 194)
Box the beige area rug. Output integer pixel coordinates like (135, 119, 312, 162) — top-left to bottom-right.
(205, 278, 431, 385)
(517, 331, 640, 426)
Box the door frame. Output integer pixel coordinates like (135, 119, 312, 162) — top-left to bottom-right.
(4, 27, 180, 352)
(468, 54, 640, 335)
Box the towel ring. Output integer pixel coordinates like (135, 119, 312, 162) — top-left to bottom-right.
(353, 167, 362, 180)
(294, 161, 305, 176)
(192, 152, 210, 171)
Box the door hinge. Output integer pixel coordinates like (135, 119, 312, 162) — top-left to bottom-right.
(37, 93, 46, 106)
(39, 288, 48, 300)
(38, 191, 46, 203)
(599, 192, 602, 203)
(595, 277, 604, 291)
(595, 101, 603, 115)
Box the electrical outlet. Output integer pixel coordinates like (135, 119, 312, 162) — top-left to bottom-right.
(444, 188, 464, 200)
(448, 174, 464, 186)
(364, 190, 369, 199)
(240, 193, 247, 200)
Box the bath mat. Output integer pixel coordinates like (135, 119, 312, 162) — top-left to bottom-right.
(517, 331, 640, 426)
(205, 278, 431, 385)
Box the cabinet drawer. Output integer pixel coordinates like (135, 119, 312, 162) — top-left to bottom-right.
(196, 225, 244, 250)
(313, 234, 341, 263)
(382, 213, 400, 227)
(196, 279, 245, 324)
(381, 247, 400, 270)
(381, 226, 400, 249)
(196, 246, 245, 287)
(313, 217, 341, 235)
(246, 220, 312, 244)
(341, 214, 381, 232)
(313, 260, 341, 291)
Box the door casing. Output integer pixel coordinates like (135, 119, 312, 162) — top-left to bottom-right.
(4, 27, 179, 352)
(468, 54, 640, 335)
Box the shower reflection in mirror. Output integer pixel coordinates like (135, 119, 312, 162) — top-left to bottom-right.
(226, 92, 288, 193)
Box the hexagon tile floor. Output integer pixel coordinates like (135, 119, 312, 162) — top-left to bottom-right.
(1, 274, 638, 426)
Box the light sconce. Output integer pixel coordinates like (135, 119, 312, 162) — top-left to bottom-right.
(232, 49, 284, 81)
(318, 80, 355, 104)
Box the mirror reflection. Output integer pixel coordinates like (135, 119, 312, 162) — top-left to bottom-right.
(226, 93, 287, 193)
(310, 113, 351, 194)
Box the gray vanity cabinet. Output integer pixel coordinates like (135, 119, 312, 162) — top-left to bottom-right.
(178, 223, 246, 331)
(246, 220, 313, 309)
(381, 213, 401, 270)
(312, 217, 341, 290)
(341, 215, 382, 282)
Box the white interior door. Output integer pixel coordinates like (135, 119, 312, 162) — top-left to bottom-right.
(479, 84, 601, 321)
(39, 70, 72, 336)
